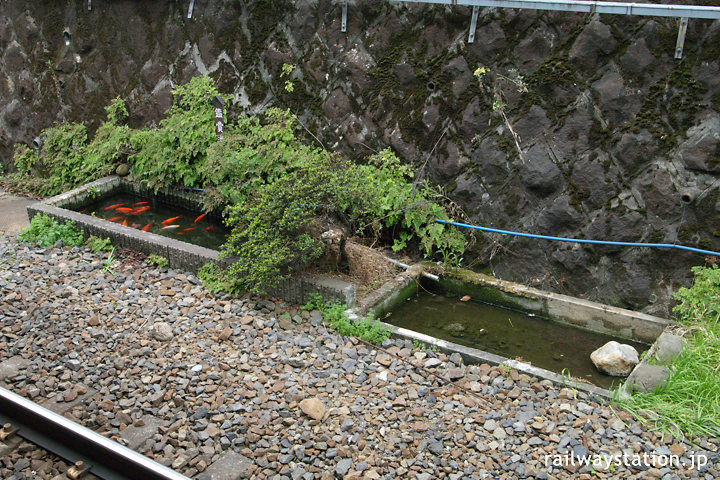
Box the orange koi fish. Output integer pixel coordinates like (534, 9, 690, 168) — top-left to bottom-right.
(161, 224, 179, 230)
(121, 219, 129, 226)
(176, 232, 185, 235)
(194, 213, 207, 224)
(141, 223, 153, 232)
(108, 216, 122, 222)
(183, 227, 195, 232)
(132, 206, 151, 214)
(116, 207, 134, 213)
(161, 216, 181, 226)
(104, 203, 126, 210)
(133, 201, 149, 206)
(78, 209, 86, 214)
(203, 226, 215, 232)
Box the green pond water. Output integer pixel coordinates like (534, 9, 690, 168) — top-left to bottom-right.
(386, 287, 649, 389)
(75, 192, 229, 250)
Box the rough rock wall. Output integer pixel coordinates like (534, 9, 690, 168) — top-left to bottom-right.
(2, 0, 720, 315)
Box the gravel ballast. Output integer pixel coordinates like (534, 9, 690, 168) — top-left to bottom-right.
(1, 235, 718, 480)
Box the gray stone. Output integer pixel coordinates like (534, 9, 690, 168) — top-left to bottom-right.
(424, 358, 442, 368)
(447, 367, 466, 380)
(0, 355, 30, 381)
(654, 332, 684, 363)
(493, 427, 507, 440)
(590, 341, 639, 376)
(335, 458, 353, 476)
(119, 416, 166, 450)
(427, 440, 444, 456)
(449, 352, 463, 366)
(115, 163, 130, 176)
(626, 364, 670, 393)
(202, 451, 253, 480)
(149, 322, 174, 342)
(341, 358, 356, 371)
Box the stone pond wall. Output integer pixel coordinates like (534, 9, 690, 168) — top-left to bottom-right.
(2, 0, 720, 315)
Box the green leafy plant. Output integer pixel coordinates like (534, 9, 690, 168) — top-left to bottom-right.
(85, 235, 113, 253)
(198, 261, 242, 293)
(412, 339, 426, 350)
(319, 301, 391, 345)
(281, 63, 296, 93)
(131, 76, 229, 191)
(300, 295, 391, 344)
(18, 213, 84, 247)
(147, 254, 169, 269)
(103, 247, 117, 273)
(301, 293, 325, 311)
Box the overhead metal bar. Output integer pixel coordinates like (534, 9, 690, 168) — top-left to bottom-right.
(392, 0, 720, 59)
(468, 5, 480, 42)
(187, 0, 195, 19)
(342, 0, 348, 32)
(391, 0, 720, 19)
(675, 16, 689, 58)
(88, 0, 92, 10)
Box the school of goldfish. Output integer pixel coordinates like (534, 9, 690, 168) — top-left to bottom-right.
(93, 201, 217, 236)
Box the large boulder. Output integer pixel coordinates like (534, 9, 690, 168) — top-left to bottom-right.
(590, 341, 639, 376)
(654, 332, 684, 363)
(626, 364, 670, 393)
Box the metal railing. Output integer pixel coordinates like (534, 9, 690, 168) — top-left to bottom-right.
(391, 0, 720, 58)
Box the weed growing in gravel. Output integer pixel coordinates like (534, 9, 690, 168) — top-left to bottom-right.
(101, 248, 118, 273)
(147, 254, 169, 269)
(303, 294, 391, 345)
(198, 261, 242, 293)
(18, 213, 83, 247)
(85, 235, 113, 253)
(616, 265, 720, 438)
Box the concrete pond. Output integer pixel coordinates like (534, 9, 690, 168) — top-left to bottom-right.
(28, 176, 675, 397)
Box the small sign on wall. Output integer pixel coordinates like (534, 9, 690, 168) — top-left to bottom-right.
(213, 96, 225, 141)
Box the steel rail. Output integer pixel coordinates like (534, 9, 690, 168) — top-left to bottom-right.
(0, 387, 191, 480)
(391, 0, 720, 20)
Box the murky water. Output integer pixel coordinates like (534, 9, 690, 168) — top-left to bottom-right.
(386, 286, 648, 389)
(75, 192, 229, 250)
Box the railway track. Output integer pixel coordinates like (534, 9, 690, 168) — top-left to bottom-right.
(0, 387, 191, 480)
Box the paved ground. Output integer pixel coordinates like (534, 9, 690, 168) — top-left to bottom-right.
(1, 235, 718, 480)
(0, 189, 35, 235)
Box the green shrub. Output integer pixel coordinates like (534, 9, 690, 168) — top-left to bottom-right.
(219, 143, 465, 292)
(18, 213, 84, 247)
(131, 76, 230, 192)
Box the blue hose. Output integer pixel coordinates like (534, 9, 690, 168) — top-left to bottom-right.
(435, 219, 720, 257)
